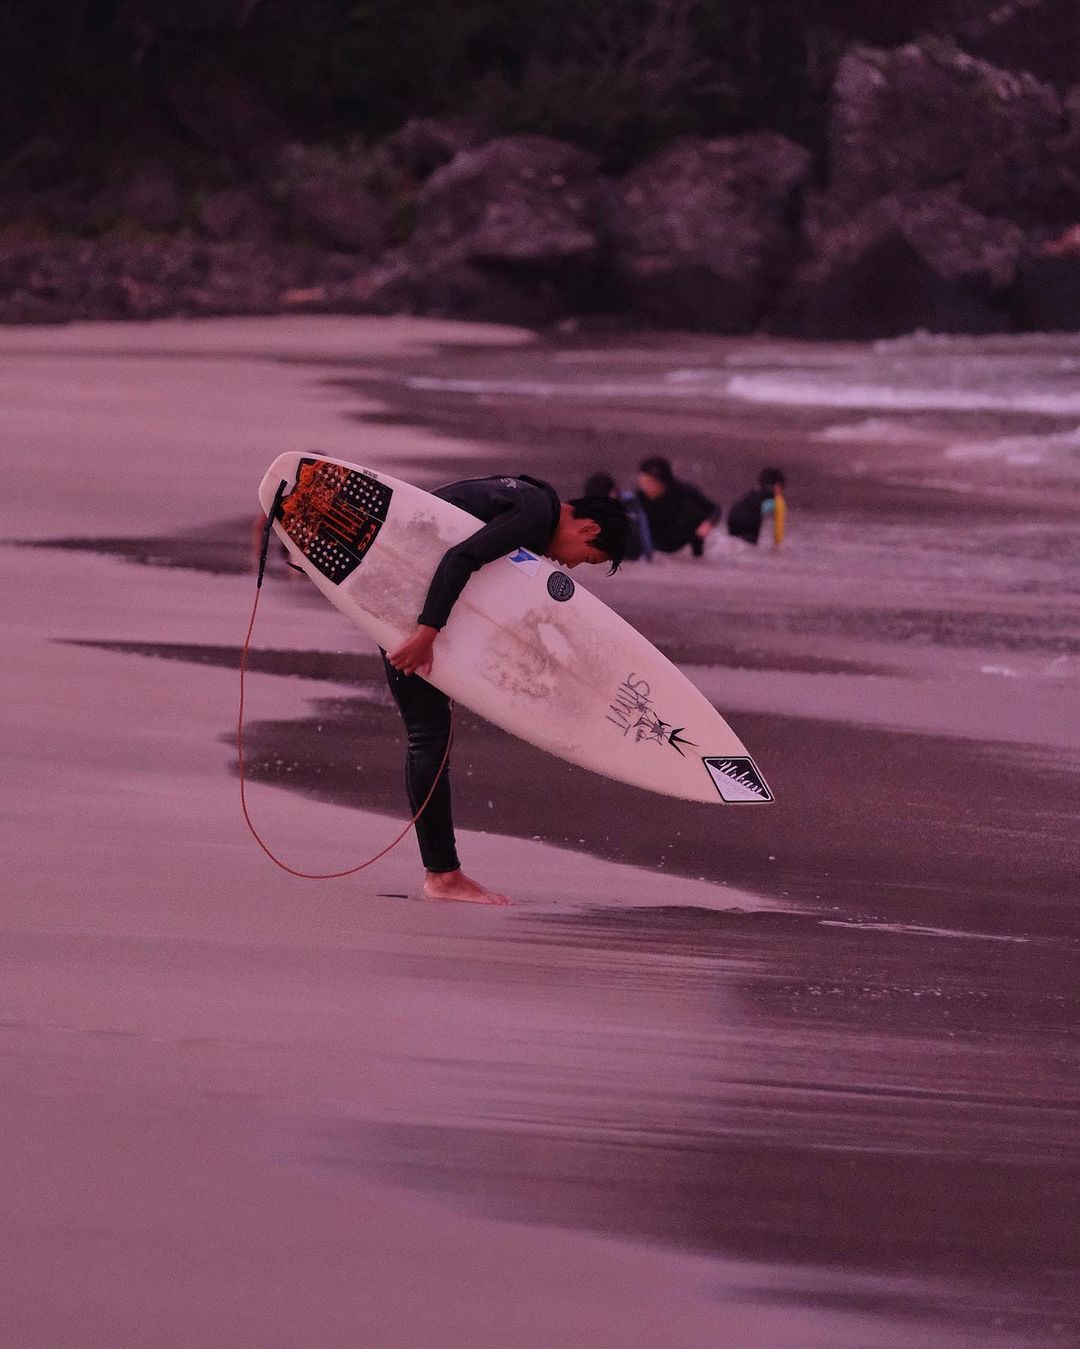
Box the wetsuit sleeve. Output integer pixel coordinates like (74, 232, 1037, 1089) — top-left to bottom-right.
(688, 485, 722, 526)
(418, 501, 546, 630)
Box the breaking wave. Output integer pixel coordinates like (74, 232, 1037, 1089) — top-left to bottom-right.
(726, 374, 1080, 416)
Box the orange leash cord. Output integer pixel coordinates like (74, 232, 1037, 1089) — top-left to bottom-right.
(238, 488, 452, 880)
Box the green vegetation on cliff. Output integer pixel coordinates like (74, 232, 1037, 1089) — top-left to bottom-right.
(0, 0, 974, 167)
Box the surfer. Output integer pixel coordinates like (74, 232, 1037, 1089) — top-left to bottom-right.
(583, 471, 654, 561)
(726, 467, 787, 547)
(635, 456, 721, 558)
(385, 474, 629, 906)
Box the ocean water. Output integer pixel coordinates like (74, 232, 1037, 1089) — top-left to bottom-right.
(401, 333, 1080, 610)
(408, 332, 1080, 475)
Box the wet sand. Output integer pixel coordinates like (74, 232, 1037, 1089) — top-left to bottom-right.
(2, 317, 1079, 1347)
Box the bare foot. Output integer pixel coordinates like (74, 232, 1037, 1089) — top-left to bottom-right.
(421, 869, 511, 906)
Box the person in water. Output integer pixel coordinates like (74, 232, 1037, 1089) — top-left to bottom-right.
(386, 474, 629, 906)
(635, 456, 721, 558)
(583, 471, 654, 561)
(726, 467, 787, 547)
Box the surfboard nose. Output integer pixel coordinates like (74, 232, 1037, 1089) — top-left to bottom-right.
(702, 756, 773, 803)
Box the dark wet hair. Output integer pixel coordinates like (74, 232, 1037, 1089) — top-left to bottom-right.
(638, 455, 674, 487)
(568, 495, 630, 572)
(759, 466, 786, 489)
(583, 471, 616, 498)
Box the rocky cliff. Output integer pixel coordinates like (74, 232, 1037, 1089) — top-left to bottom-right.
(3, 34, 1080, 336)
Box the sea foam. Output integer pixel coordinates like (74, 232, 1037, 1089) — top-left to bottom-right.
(945, 425, 1080, 467)
(814, 417, 942, 443)
(726, 374, 1080, 416)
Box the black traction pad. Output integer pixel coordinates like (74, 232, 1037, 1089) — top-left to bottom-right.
(276, 458, 393, 584)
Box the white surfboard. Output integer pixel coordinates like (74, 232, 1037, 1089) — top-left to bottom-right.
(258, 453, 772, 805)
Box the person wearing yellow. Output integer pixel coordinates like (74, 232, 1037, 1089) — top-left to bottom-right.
(726, 468, 787, 548)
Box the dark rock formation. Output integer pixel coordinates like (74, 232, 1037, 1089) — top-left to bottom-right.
(383, 117, 491, 180)
(340, 250, 569, 326)
(0, 239, 325, 323)
(283, 174, 392, 255)
(604, 133, 811, 331)
(197, 186, 279, 242)
(924, 0, 1080, 88)
(412, 136, 603, 273)
(350, 135, 609, 321)
(828, 41, 1080, 226)
(1013, 228, 1080, 331)
(5, 32, 1080, 338)
(777, 188, 1024, 338)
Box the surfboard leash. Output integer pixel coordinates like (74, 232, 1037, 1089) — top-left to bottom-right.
(237, 482, 453, 880)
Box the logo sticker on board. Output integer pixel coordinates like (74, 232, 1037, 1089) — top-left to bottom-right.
(547, 572, 575, 602)
(702, 756, 773, 803)
(507, 547, 541, 577)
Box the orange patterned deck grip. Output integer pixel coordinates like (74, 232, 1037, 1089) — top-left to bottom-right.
(276, 457, 393, 584)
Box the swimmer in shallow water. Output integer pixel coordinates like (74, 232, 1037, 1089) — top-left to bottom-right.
(635, 457, 721, 559)
(726, 467, 787, 548)
(583, 471, 654, 562)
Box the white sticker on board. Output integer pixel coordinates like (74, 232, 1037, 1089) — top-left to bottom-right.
(507, 547, 542, 577)
(702, 756, 774, 803)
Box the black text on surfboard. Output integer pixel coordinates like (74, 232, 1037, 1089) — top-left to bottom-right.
(702, 757, 773, 803)
(606, 674, 697, 756)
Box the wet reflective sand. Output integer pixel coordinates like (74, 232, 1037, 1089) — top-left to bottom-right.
(2, 318, 1078, 1347)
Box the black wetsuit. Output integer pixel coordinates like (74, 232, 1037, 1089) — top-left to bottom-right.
(637, 480, 720, 557)
(619, 491, 654, 561)
(726, 487, 774, 544)
(383, 474, 560, 874)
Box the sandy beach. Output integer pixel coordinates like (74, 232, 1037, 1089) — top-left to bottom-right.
(2, 316, 1078, 1347)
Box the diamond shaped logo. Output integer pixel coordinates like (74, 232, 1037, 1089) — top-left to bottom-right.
(702, 756, 773, 803)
